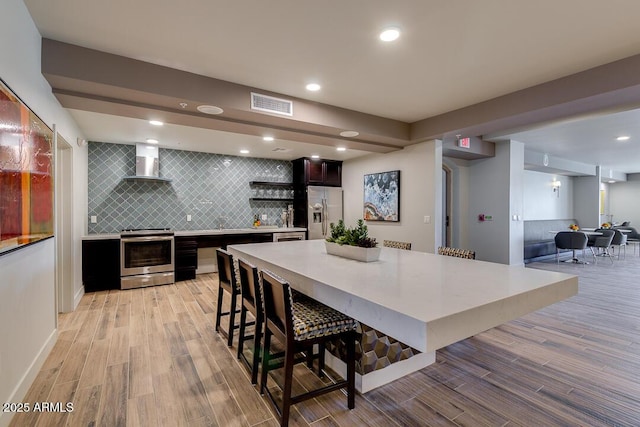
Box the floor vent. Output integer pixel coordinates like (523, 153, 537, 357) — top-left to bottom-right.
(251, 92, 293, 116)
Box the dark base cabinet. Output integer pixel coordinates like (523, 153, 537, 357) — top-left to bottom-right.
(175, 237, 197, 281)
(82, 239, 120, 292)
(175, 232, 276, 282)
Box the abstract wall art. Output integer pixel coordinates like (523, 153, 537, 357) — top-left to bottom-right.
(1, 79, 54, 256)
(363, 170, 400, 222)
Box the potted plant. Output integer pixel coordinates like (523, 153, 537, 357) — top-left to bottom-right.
(325, 219, 381, 262)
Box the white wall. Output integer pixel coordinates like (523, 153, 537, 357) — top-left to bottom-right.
(523, 170, 574, 220)
(342, 141, 441, 253)
(0, 1, 85, 425)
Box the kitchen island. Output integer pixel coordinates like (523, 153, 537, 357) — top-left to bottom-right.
(228, 239, 578, 392)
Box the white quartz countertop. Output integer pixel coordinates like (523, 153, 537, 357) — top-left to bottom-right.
(82, 227, 306, 240)
(175, 227, 306, 237)
(228, 239, 578, 353)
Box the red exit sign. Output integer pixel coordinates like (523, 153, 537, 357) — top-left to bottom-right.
(457, 137, 470, 148)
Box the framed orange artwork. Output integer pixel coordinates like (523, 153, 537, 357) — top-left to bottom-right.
(1, 78, 54, 256)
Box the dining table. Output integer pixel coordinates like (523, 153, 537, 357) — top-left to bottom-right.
(228, 239, 578, 392)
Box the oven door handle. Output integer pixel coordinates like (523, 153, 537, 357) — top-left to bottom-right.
(121, 235, 174, 243)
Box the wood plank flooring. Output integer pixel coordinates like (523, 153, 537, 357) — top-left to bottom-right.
(10, 253, 640, 426)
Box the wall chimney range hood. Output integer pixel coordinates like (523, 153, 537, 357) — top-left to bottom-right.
(122, 144, 172, 182)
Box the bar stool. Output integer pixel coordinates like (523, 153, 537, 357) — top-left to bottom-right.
(215, 248, 241, 347)
(259, 269, 358, 427)
(437, 246, 476, 259)
(236, 258, 262, 384)
(383, 240, 412, 250)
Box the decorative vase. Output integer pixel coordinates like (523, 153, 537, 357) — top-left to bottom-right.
(324, 241, 381, 262)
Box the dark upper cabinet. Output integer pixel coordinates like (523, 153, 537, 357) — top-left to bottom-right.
(293, 158, 342, 187)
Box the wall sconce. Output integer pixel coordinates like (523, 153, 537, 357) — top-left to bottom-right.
(552, 179, 562, 197)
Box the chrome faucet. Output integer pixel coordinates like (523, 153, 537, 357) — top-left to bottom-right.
(217, 216, 227, 230)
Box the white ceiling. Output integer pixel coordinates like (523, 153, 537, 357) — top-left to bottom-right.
(23, 0, 640, 170)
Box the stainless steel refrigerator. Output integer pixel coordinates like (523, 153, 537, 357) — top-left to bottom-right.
(307, 186, 343, 240)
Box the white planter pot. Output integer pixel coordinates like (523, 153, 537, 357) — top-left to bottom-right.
(324, 241, 381, 262)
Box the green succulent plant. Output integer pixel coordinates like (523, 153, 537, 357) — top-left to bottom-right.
(326, 219, 378, 248)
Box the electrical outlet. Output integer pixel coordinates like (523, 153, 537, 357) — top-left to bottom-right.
(261, 214, 268, 221)
(90, 215, 97, 223)
(186, 214, 192, 222)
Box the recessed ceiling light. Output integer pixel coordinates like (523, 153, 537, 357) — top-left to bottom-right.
(146, 138, 158, 144)
(149, 120, 163, 126)
(379, 27, 401, 42)
(616, 136, 630, 141)
(336, 147, 347, 152)
(263, 136, 274, 142)
(240, 149, 250, 154)
(306, 83, 321, 92)
(311, 154, 320, 159)
(339, 130, 359, 138)
(197, 105, 224, 115)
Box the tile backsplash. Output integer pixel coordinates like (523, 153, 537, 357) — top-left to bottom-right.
(88, 142, 293, 233)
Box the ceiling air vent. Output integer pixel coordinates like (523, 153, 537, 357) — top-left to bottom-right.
(271, 147, 291, 152)
(251, 92, 293, 116)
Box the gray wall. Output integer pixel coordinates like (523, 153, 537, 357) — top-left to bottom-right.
(609, 174, 640, 226)
(523, 170, 574, 220)
(467, 141, 524, 265)
(88, 142, 293, 233)
(574, 170, 601, 229)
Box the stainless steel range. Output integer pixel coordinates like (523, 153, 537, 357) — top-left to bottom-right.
(120, 228, 175, 289)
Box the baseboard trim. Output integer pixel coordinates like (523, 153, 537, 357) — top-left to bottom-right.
(74, 286, 85, 310)
(0, 329, 58, 427)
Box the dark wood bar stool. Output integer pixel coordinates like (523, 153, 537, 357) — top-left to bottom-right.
(215, 248, 241, 347)
(236, 258, 261, 384)
(259, 269, 358, 427)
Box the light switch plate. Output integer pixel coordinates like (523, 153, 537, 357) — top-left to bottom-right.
(186, 214, 192, 222)
(261, 214, 268, 220)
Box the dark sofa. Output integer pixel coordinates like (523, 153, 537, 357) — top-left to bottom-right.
(524, 219, 577, 263)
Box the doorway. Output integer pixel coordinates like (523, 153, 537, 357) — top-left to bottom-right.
(442, 165, 452, 247)
(55, 132, 74, 313)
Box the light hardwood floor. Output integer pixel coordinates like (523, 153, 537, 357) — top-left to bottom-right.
(10, 253, 640, 426)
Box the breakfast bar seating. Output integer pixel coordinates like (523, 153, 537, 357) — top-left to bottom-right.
(260, 269, 358, 427)
(236, 258, 263, 384)
(229, 239, 578, 393)
(215, 249, 248, 346)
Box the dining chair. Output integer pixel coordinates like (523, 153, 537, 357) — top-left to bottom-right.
(587, 229, 615, 264)
(259, 269, 358, 427)
(610, 228, 628, 259)
(215, 248, 241, 346)
(554, 231, 588, 264)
